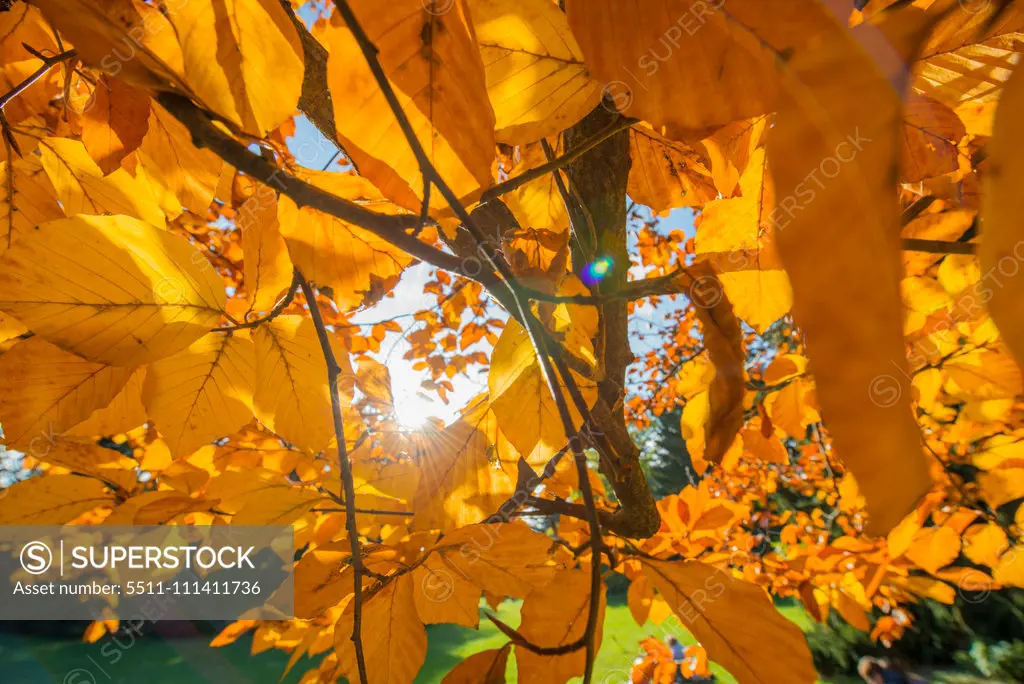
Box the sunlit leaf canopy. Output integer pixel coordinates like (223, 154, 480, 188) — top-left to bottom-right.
(0, 0, 1022, 681)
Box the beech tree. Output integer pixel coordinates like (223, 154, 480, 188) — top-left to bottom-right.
(0, 0, 1022, 682)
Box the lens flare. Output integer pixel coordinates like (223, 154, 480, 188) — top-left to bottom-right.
(580, 256, 613, 286)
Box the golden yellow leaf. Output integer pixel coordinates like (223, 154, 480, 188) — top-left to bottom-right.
(962, 522, 1009, 567)
(325, 0, 495, 210)
(566, 0, 833, 136)
(411, 400, 516, 531)
(432, 522, 556, 599)
(488, 319, 597, 464)
(905, 525, 961, 573)
(165, 0, 303, 136)
(0, 337, 132, 450)
(503, 142, 569, 234)
(334, 574, 427, 684)
(142, 331, 256, 458)
(763, 379, 819, 440)
(277, 172, 413, 310)
(36, 438, 138, 492)
(0, 214, 226, 366)
(233, 183, 293, 313)
(294, 544, 356, 619)
(0, 155, 62, 257)
(39, 137, 165, 227)
(695, 147, 792, 332)
(442, 644, 510, 684)
(628, 125, 718, 215)
(981, 62, 1024, 370)
(233, 486, 325, 526)
(252, 315, 351, 453)
(627, 574, 654, 626)
(68, 368, 148, 438)
(137, 102, 223, 215)
(515, 568, 606, 684)
(700, 116, 769, 198)
(901, 208, 975, 276)
(412, 553, 483, 629)
(470, 0, 599, 144)
(102, 490, 209, 525)
(80, 75, 151, 175)
(766, 4, 942, 535)
(0, 474, 113, 524)
(834, 589, 870, 632)
(978, 468, 1024, 508)
(643, 558, 817, 684)
(32, 0, 187, 92)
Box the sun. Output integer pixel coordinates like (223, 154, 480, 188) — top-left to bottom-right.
(393, 392, 437, 430)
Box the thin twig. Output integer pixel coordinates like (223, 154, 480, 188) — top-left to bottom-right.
(297, 275, 368, 684)
(901, 238, 976, 255)
(0, 48, 76, 111)
(217, 270, 300, 331)
(479, 117, 637, 204)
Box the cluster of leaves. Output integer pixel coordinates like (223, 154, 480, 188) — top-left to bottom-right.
(0, 0, 1023, 683)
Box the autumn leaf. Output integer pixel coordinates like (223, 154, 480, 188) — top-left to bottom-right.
(766, 3, 943, 535)
(277, 172, 413, 310)
(80, 75, 151, 175)
(163, 0, 304, 136)
(0, 214, 226, 366)
(0, 337, 132, 450)
(442, 644, 510, 684)
(643, 558, 817, 683)
(489, 319, 597, 464)
(0, 474, 113, 525)
(981, 62, 1024, 370)
(39, 137, 166, 226)
(470, 0, 600, 144)
(566, 0, 834, 137)
(253, 315, 352, 453)
(515, 568, 606, 683)
(334, 574, 427, 684)
(0, 154, 63, 257)
(325, 0, 495, 209)
(142, 331, 256, 458)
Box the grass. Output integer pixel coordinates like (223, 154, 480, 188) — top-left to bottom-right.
(0, 599, 992, 683)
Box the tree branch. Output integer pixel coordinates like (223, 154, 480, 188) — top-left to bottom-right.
(485, 612, 587, 656)
(478, 116, 637, 205)
(217, 270, 300, 331)
(297, 275, 367, 684)
(0, 48, 76, 111)
(155, 93, 494, 287)
(901, 238, 976, 255)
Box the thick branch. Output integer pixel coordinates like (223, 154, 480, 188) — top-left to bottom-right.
(298, 276, 367, 684)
